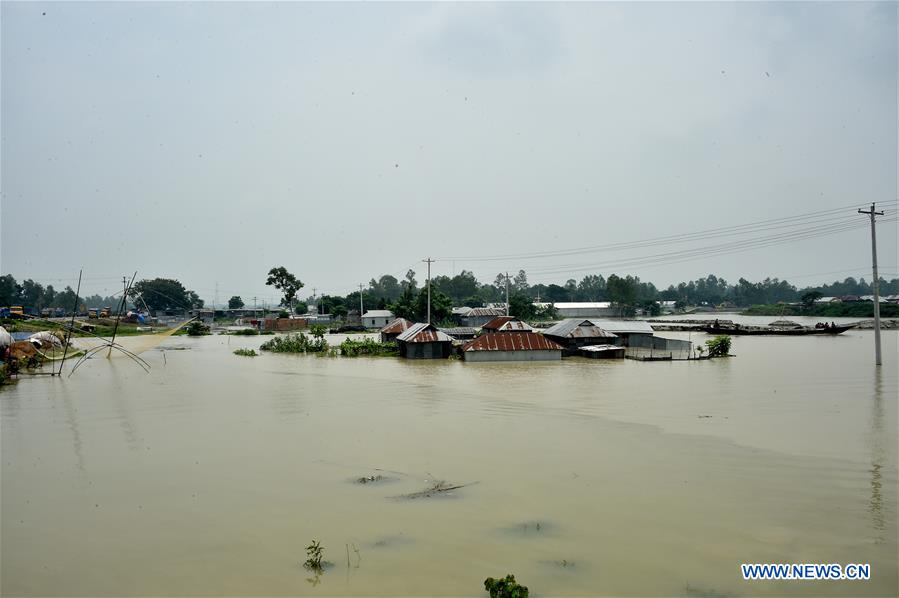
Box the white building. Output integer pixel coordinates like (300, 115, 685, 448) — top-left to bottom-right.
(362, 310, 395, 329)
(533, 302, 616, 318)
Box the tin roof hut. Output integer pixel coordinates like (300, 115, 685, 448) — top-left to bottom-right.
(395, 323, 454, 359)
(461, 331, 563, 362)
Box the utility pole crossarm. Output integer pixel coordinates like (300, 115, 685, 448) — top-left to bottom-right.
(858, 203, 884, 366)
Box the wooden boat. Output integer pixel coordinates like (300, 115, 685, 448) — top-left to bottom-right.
(701, 322, 855, 336)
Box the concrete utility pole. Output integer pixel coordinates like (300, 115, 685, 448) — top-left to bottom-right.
(505, 271, 510, 316)
(859, 203, 885, 366)
(423, 257, 434, 324)
(359, 283, 364, 322)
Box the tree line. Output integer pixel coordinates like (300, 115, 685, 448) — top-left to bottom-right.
(0, 275, 204, 314)
(4, 269, 897, 320)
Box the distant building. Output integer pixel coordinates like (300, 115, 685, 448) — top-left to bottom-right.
(395, 323, 454, 359)
(533, 302, 616, 318)
(543, 319, 618, 356)
(588, 319, 655, 346)
(459, 307, 507, 327)
(438, 326, 478, 340)
(461, 331, 563, 362)
(481, 316, 534, 333)
(362, 310, 395, 329)
(380, 318, 414, 343)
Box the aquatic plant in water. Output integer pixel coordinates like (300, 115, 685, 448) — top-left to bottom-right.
(484, 574, 528, 598)
(705, 335, 732, 357)
(260, 333, 328, 353)
(304, 539, 329, 571)
(339, 338, 398, 357)
(233, 348, 257, 357)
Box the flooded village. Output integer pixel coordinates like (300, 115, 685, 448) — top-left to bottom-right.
(3, 1, 898, 596)
(2, 272, 897, 596)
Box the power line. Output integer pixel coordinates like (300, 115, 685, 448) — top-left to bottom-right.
(437, 200, 897, 263)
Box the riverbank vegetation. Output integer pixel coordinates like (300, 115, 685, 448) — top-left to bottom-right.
(744, 302, 899, 318)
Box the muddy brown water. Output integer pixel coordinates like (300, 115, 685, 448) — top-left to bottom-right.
(2, 322, 896, 596)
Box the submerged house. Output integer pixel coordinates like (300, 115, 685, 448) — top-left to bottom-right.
(542, 319, 618, 356)
(480, 316, 534, 333)
(395, 322, 454, 359)
(462, 331, 563, 362)
(380, 318, 414, 343)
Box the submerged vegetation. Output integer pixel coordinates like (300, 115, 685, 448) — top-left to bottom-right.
(186, 321, 211, 336)
(303, 539, 332, 571)
(484, 574, 529, 598)
(338, 338, 398, 357)
(260, 332, 328, 353)
(705, 336, 732, 357)
(233, 348, 257, 357)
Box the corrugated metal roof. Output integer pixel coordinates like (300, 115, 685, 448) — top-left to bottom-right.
(465, 307, 507, 317)
(396, 322, 454, 343)
(462, 332, 563, 352)
(363, 310, 395, 318)
(588, 319, 654, 334)
(439, 327, 478, 337)
(380, 317, 414, 334)
(543, 319, 617, 339)
(482, 316, 515, 330)
(452, 307, 473, 315)
(579, 344, 623, 352)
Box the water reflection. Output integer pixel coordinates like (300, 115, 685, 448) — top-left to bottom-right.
(869, 368, 885, 541)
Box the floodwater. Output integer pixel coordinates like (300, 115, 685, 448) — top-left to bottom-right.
(2, 322, 897, 596)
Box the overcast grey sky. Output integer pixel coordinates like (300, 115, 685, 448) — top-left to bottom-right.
(2, 1, 896, 302)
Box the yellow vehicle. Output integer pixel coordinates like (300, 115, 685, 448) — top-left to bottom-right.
(99, 307, 111, 318)
(88, 308, 100, 319)
(9, 306, 24, 318)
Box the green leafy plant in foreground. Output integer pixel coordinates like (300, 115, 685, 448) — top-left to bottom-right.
(304, 539, 325, 571)
(484, 574, 529, 598)
(233, 348, 257, 357)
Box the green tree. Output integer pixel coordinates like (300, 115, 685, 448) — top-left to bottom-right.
(132, 278, 197, 312)
(0, 274, 19, 306)
(228, 295, 245, 309)
(414, 287, 452, 323)
(266, 266, 304, 308)
(607, 274, 637, 316)
(801, 290, 823, 309)
(508, 293, 536, 320)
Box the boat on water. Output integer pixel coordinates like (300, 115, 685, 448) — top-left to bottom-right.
(701, 319, 855, 336)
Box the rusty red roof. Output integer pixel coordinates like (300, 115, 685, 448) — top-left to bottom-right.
(396, 322, 454, 343)
(482, 316, 514, 330)
(380, 317, 414, 334)
(462, 332, 563, 352)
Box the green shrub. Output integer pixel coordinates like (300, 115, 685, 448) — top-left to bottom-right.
(260, 333, 328, 353)
(233, 348, 257, 357)
(186, 321, 211, 336)
(705, 335, 732, 357)
(484, 574, 528, 598)
(231, 328, 260, 336)
(339, 338, 398, 357)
